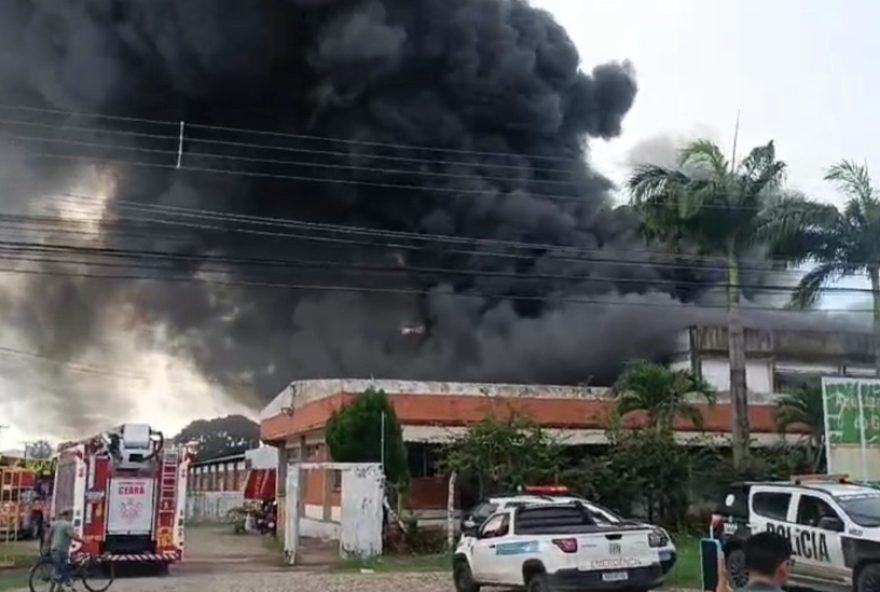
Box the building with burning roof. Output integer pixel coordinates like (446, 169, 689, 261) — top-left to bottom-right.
(259, 324, 873, 528)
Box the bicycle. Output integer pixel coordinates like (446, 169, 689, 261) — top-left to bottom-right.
(29, 551, 115, 592)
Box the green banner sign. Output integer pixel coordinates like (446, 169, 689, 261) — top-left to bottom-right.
(823, 377, 880, 445)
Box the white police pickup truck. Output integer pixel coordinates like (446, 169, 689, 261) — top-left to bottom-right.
(711, 476, 880, 592)
(453, 500, 676, 592)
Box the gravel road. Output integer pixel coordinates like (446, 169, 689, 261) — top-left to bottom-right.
(52, 571, 455, 592)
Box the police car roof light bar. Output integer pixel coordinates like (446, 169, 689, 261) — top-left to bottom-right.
(792, 473, 849, 484)
(523, 485, 570, 495)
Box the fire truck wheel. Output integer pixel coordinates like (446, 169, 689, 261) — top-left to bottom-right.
(156, 563, 170, 576)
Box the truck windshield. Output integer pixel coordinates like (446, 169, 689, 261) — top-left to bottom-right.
(838, 495, 880, 527)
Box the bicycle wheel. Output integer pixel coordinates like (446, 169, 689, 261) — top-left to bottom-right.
(28, 557, 57, 592)
(79, 557, 115, 592)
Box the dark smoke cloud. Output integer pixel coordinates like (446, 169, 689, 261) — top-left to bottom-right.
(0, 0, 843, 435)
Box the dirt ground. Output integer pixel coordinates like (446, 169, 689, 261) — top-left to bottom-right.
(3, 525, 456, 592)
(174, 525, 287, 575)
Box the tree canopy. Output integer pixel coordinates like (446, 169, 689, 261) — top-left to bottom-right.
(172, 414, 260, 461)
(788, 160, 880, 373)
(612, 361, 715, 432)
(628, 139, 831, 467)
(325, 388, 408, 485)
(440, 411, 562, 497)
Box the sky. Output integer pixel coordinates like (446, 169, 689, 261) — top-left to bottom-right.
(534, 0, 880, 207)
(533, 0, 878, 310)
(2, 0, 877, 448)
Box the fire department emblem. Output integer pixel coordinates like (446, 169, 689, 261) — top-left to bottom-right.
(119, 499, 143, 522)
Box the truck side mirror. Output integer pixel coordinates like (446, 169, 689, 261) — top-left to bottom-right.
(461, 518, 478, 537)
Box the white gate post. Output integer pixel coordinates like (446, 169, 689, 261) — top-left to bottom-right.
(284, 464, 301, 565)
(340, 463, 384, 559)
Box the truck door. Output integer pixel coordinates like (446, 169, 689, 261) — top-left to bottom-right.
(106, 478, 155, 535)
(749, 488, 794, 536)
(471, 513, 508, 583)
(791, 493, 849, 585)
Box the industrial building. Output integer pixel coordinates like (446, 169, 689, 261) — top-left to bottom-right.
(259, 324, 873, 529)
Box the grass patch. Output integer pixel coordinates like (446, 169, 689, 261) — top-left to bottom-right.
(0, 568, 29, 592)
(664, 533, 701, 589)
(336, 553, 450, 573)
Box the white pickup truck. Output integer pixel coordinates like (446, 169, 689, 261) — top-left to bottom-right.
(453, 501, 676, 592)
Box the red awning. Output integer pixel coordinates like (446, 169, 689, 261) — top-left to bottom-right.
(242, 469, 276, 501)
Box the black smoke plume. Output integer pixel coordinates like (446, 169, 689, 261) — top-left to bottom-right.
(0, 0, 784, 433)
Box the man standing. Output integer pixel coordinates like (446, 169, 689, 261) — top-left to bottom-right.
(739, 532, 794, 592)
(44, 510, 85, 589)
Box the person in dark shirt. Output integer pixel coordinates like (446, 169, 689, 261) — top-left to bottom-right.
(739, 531, 794, 592)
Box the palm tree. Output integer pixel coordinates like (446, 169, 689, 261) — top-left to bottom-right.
(789, 160, 880, 374)
(612, 361, 715, 432)
(628, 140, 830, 468)
(776, 384, 825, 471)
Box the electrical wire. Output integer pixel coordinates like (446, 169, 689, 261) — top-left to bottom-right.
(52, 192, 868, 277)
(0, 114, 840, 213)
(0, 261, 869, 314)
(0, 238, 870, 295)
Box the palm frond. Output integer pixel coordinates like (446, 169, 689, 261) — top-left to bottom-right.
(679, 140, 729, 178)
(757, 195, 842, 264)
(627, 165, 689, 204)
(825, 160, 876, 205)
(678, 402, 705, 430)
(776, 385, 824, 439)
(789, 262, 848, 309)
(739, 141, 786, 193)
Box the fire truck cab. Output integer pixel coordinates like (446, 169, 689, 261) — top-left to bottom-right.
(52, 424, 192, 567)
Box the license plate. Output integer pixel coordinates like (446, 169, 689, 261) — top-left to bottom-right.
(602, 571, 629, 582)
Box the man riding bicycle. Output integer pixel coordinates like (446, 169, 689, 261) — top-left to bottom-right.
(43, 510, 86, 589)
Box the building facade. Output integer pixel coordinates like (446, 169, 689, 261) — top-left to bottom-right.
(185, 446, 278, 521)
(259, 325, 873, 526)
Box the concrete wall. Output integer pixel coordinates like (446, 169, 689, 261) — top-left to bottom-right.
(186, 491, 243, 521)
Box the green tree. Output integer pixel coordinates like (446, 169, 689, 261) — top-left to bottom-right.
(789, 160, 880, 374)
(612, 361, 715, 432)
(776, 383, 825, 471)
(628, 140, 829, 467)
(172, 414, 260, 461)
(440, 411, 562, 497)
(325, 388, 409, 485)
(25, 440, 54, 460)
(568, 429, 716, 527)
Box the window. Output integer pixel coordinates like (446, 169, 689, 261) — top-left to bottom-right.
(753, 492, 792, 521)
(838, 494, 880, 527)
(479, 514, 509, 538)
(470, 502, 498, 524)
(797, 495, 841, 528)
(514, 505, 596, 535)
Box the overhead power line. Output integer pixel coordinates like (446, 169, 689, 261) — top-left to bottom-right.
(54, 191, 871, 276)
(0, 261, 871, 314)
(0, 111, 842, 213)
(0, 236, 871, 296)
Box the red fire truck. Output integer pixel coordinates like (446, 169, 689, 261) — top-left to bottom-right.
(0, 462, 53, 540)
(52, 424, 193, 568)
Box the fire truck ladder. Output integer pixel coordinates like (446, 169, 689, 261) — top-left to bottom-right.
(0, 467, 22, 568)
(156, 449, 179, 543)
